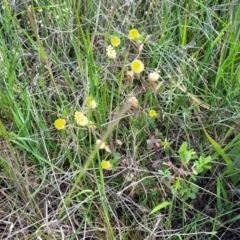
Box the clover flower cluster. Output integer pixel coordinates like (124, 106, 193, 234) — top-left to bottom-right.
(53, 28, 163, 171)
(54, 95, 97, 130)
(106, 28, 160, 117)
(53, 95, 114, 169)
(107, 29, 144, 74)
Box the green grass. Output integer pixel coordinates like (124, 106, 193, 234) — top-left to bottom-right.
(0, 0, 240, 239)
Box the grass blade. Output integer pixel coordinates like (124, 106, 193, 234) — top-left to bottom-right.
(149, 201, 171, 215)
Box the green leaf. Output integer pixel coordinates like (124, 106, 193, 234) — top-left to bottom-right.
(113, 152, 121, 160)
(183, 151, 191, 162)
(204, 165, 211, 169)
(179, 142, 188, 153)
(149, 201, 170, 215)
(204, 156, 212, 164)
(203, 128, 233, 169)
(189, 192, 196, 199)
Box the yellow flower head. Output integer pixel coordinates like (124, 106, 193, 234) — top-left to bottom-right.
(131, 59, 144, 74)
(148, 70, 160, 82)
(110, 36, 121, 47)
(129, 29, 140, 40)
(127, 96, 138, 107)
(74, 111, 89, 126)
(149, 109, 157, 118)
(54, 118, 66, 130)
(106, 45, 116, 59)
(86, 96, 97, 109)
(101, 160, 112, 170)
